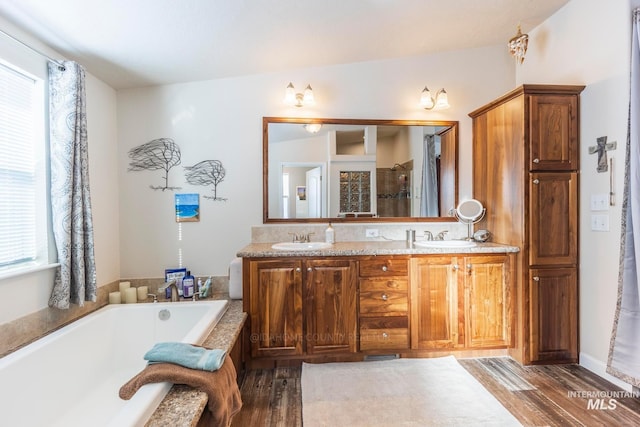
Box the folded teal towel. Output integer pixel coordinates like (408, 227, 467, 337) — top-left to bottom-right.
(143, 342, 226, 372)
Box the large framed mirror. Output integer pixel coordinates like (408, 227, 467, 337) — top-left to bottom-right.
(263, 117, 458, 223)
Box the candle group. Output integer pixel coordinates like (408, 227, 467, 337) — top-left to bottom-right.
(110, 281, 151, 304)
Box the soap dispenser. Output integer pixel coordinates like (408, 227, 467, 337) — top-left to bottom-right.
(325, 222, 335, 244)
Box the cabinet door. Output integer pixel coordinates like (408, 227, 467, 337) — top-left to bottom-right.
(249, 260, 303, 358)
(411, 256, 462, 349)
(530, 172, 578, 266)
(529, 268, 578, 363)
(529, 94, 579, 171)
(465, 255, 513, 348)
(304, 259, 357, 354)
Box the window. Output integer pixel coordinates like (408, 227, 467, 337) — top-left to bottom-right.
(0, 60, 47, 271)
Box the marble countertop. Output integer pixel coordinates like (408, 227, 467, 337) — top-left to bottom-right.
(237, 240, 519, 258)
(144, 298, 246, 427)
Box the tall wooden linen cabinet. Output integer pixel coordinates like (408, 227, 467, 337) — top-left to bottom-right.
(469, 85, 584, 365)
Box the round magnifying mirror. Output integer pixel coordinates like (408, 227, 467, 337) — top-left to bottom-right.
(456, 199, 484, 222)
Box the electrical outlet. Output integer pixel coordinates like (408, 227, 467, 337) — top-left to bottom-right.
(365, 228, 379, 238)
(591, 214, 610, 231)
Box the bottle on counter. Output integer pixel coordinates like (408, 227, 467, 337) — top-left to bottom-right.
(183, 271, 195, 298)
(325, 222, 335, 244)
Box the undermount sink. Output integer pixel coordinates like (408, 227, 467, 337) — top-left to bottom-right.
(413, 240, 477, 248)
(271, 241, 333, 251)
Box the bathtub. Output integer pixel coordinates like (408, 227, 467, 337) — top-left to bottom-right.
(0, 299, 229, 427)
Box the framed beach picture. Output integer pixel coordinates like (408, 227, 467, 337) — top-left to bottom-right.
(175, 193, 200, 222)
(296, 186, 306, 200)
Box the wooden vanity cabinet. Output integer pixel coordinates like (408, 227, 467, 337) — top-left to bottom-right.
(470, 84, 583, 364)
(247, 258, 357, 360)
(358, 257, 410, 351)
(248, 259, 303, 358)
(304, 259, 357, 355)
(411, 254, 513, 350)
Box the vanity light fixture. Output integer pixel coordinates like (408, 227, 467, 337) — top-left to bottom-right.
(284, 82, 315, 107)
(508, 24, 529, 64)
(420, 86, 449, 110)
(303, 123, 322, 133)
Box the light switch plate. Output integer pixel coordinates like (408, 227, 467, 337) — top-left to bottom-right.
(590, 194, 609, 211)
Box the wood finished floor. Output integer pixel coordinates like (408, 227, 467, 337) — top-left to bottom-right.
(230, 357, 640, 427)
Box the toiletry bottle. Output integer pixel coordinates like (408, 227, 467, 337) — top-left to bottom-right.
(183, 271, 195, 298)
(197, 278, 203, 297)
(325, 222, 335, 244)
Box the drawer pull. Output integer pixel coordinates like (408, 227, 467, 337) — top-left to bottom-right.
(295, 267, 301, 272)
(533, 276, 540, 281)
(307, 267, 313, 272)
(381, 293, 388, 301)
(381, 265, 388, 272)
(533, 158, 540, 164)
(452, 264, 459, 271)
(382, 332, 389, 339)
(533, 179, 540, 184)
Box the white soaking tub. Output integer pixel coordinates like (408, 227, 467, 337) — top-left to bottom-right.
(0, 299, 229, 427)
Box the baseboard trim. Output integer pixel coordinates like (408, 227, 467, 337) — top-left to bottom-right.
(579, 352, 633, 391)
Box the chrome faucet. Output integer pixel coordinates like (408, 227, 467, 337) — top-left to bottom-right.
(435, 230, 449, 241)
(158, 280, 179, 302)
(289, 232, 315, 243)
(424, 231, 433, 241)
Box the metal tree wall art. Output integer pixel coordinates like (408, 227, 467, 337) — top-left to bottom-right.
(128, 138, 182, 190)
(184, 160, 228, 201)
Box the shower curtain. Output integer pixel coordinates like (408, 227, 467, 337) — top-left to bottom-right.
(48, 61, 97, 309)
(420, 134, 438, 217)
(607, 8, 640, 387)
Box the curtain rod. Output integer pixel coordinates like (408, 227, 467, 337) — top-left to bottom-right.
(0, 28, 66, 69)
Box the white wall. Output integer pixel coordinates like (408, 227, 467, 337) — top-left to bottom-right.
(517, 0, 640, 387)
(117, 45, 515, 279)
(0, 17, 120, 323)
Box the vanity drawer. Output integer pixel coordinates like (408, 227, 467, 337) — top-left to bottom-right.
(359, 258, 408, 277)
(359, 316, 409, 350)
(359, 279, 408, 316)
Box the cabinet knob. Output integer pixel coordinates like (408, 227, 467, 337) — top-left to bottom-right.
(533, 158, 540, 164)
(533, 179, 540, 184)
(467, 264, 472, 271)
(382, 332, 389, 339)
(381, 293, 388, 301)
(307, 267, 313, 272)
(381, 265, 388, 272)
(533, 276, 540, 281)
(452, 264, 459, 270)
(295, 267, 301, 272)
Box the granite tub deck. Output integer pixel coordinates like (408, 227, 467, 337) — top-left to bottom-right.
(237, 240, 519, 257)
(144, 299, 246, 427)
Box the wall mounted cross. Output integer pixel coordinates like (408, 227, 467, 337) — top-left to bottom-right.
(588, 136, 617, 173)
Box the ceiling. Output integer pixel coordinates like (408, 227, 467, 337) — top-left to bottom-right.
(0, 0, 570, 90)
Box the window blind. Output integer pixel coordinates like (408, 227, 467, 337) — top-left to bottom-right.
(0, 62, 38, 267)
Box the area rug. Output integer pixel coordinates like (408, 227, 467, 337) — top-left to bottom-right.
(301, 356, 522, 426)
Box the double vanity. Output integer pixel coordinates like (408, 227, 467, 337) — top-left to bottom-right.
(247, 84, 584, 368)
(238, 240, 518, 368)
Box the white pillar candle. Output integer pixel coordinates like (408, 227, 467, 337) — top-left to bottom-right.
(108, 291, 121, 304)
(137, 286, 148, 302)
(119, 281, 131, 294)
(124, 287, 138, 304)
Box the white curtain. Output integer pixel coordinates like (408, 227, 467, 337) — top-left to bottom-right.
(607, 8, 640, 387)
(420, 134, 438, 217)
(48, 61, 97, 309)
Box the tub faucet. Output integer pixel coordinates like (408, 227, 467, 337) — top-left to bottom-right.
(158, 280, 179, 302)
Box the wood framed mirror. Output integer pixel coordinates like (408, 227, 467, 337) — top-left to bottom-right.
(263, 117, 458, 223)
